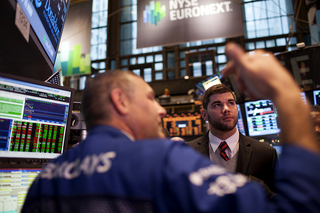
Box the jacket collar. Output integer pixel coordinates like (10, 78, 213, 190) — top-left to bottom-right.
(87, 125, 133, 141)
(195, 131, 253, 175)
(235, 133, 253, 174)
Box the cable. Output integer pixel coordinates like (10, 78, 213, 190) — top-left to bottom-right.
(286, 25, 293, 51)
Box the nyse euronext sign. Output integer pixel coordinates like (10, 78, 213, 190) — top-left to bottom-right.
(169, 0, 232, 21)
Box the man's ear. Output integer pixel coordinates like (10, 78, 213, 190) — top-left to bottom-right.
(110, 88, 130, 115)
(201, 109, 208, 121)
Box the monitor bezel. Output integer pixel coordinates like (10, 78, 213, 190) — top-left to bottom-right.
(0, 0, 70, 81)
(313, 90, 320, 106)
(244, 99, 281, 137)
(0, 72, 75, 163)
(16, 0, 70, 67)
(195, 74, 221, 97)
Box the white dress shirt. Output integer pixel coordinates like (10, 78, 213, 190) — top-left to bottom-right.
(209, 128, 239, 160)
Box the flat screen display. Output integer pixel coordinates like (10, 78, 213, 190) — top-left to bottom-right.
(313, 90, 320, 105)
(195, 75, 221, 97)
(17, 0, 70, 65)
(0, 168, 41, 213)
(0, 73, 74, 160)
(244, 99, 280, 137)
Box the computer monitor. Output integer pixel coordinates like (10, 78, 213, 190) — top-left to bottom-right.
(18, 0, 69, 65)
(0, 167, 41, 213)
(162, 112, 202, 137)
(236, 104, 246, 136)
(195, 75, 221, 97)
(244, 99, 281, 137)
(313, 90, 320, 106)
(0, 73, 74, 161)
(0, 0, 70, 80)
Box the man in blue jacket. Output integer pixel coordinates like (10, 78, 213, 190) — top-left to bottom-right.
(22, 43, 320, 213)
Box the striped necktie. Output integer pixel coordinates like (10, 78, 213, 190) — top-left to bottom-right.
(219, 141, 229, 161)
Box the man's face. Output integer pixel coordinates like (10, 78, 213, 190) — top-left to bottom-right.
(202, 92, 238, 132)
(127, 76, 166, 140)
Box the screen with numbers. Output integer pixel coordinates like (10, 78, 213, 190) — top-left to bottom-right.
(244, 100, 280, 137)
(0, 168, 41, 213)
(0, 73, 74, 160)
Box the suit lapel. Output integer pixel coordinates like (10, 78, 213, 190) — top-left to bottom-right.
(195, 131, 210, 157)
(236, 133, 252, 175)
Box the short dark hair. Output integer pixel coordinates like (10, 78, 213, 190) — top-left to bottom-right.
(81, 70, 137, 130)
(202, 84, 235, 110)
(311, 105, 320, 112)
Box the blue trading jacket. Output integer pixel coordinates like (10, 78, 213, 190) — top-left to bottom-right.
(22, 125, 320, 213)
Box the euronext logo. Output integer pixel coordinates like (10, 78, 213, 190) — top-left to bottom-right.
(143, 1, 166, 25)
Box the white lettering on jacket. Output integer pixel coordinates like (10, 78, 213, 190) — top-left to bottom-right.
(40, 151, 116, 180)
(189, 165, 248, 196)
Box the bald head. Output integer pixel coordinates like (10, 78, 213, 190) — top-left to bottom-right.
(81, 70, 137, 130)
(81, 70, 166, 140)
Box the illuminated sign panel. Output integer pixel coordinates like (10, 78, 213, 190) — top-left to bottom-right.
(17, 0, 69, 64)
(137, 0, 244, 48)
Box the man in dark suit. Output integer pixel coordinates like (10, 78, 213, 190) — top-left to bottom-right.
(186, 84, 277, 191)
